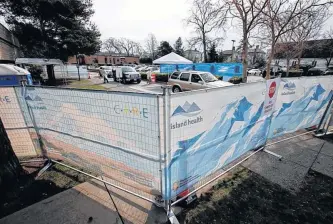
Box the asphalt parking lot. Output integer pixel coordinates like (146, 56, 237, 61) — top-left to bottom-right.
(88, 73, 165, 94)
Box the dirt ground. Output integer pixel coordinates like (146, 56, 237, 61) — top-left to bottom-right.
(0, 160, 90, 219)
(180, 167, 333, 224)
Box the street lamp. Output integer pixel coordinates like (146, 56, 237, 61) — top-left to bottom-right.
(231, 40, 236, 61)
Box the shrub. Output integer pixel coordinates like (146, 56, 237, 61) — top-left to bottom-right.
(229, 76, 242, 84)
(141, 73, 147, 80)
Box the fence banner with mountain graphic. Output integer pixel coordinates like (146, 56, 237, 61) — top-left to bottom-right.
(268, 76, 333, 139)
(167, 82, 270, 199)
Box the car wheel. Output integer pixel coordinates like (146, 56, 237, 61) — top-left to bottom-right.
(172, 86, 181, 93)
(137, 79, 141, 84)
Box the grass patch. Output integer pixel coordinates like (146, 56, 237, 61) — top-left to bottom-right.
(66, 80, 107, 90)
(181, 168, 333, 224)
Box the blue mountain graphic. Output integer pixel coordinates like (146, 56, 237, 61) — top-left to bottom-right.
(316, 90, 333, 112)
(284, 82, 296, 90)
(233, 97, 252, 121)
(277, 101, 294, 116)
(183, 101, 191, 111)
(187, 103, 201, 113)
(311, 84, 325, 101)
(34, 96, 42, 101)
(172, 106, 186, 116)
(25, 96, 33, 101)
(172, 102, 201, 116)
(242, 102, 264, 137)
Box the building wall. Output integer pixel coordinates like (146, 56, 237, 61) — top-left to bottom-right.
(0, 23, 21, 61)
(68, 55, 140, 65)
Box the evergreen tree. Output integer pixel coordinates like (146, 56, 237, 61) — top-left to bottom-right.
(157, 41, 174, 57)
(174, 37, 184, 56)
(208, 43, 218, 62)
(0, 0, 101, 60)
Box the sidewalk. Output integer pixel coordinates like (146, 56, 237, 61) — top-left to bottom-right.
(0, 177, 168, 224)
(243, 132, 333, 192)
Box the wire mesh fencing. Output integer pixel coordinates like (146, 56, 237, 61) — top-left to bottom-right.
(14, 86, 163, 201)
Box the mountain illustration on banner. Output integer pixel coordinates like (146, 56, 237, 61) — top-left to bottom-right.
(172, 101, 202, 117)
(283, 81, 296, 90)
(25, 95, 43, 101)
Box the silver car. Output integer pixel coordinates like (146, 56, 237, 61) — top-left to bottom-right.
(167, 71, 233, 93)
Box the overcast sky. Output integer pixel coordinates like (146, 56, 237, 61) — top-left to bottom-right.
(91, 0, 241, 51)
(2, 0, 333, 52)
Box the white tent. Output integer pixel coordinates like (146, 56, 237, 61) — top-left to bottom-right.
(153, 52, 193, 64)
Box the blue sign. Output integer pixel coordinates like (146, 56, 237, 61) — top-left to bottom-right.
(160, 63, 242, 81)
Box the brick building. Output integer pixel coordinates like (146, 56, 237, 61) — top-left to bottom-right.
(0, 23, 22, 62)
(68, 52, 139, 65)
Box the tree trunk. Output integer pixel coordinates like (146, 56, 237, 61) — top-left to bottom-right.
(266, 41, 275, 80)
(0, 118, 23, 193)
(203, 34, 207, 63)
(296, 42, 303, 70)
(242, 29, 248, 83)
(286, 58, 290, 77)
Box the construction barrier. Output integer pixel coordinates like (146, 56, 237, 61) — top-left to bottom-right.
(0, 75, 332, 213)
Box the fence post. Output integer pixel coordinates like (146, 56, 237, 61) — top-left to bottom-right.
(162, 86, 173, 215)
(21, 84, 46, 157)
(315, 94, 333, 136)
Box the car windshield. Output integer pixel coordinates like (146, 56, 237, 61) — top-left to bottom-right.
(122, 67, 136, 72)
(200, 72, 218, 82)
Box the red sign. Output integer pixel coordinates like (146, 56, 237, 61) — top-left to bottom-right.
(269, 81, 276, 98)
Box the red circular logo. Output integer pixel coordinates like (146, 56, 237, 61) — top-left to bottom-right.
(269, 81, 276, 98)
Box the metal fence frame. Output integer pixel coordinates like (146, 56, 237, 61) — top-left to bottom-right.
(1, 78, 333, 222)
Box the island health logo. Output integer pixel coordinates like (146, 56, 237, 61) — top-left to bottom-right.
(171, 101, 203, 130)
(282, 81, 296, 95)
(172, 101, 201, 117)
(25, 94, 47, 110)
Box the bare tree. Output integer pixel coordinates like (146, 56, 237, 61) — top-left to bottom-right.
(145, 33, 158, 59)
(103, 37, 141, 57)
(117, 38, 138, 56)
(224, 0, 269, 82)
(261, 0, 330, 79)
(311, 28, 333, 67)
(186, 0, 228, 62)
(103, 37, 123, 55)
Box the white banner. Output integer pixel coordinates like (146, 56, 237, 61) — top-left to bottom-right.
(269, 76, 333, 138)
(167, 82, 268, 199)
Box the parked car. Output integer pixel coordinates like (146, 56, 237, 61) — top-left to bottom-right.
(306, 67, 325, 76)
(120, 66, 141, 83)
(248, 68, 262, 76)
(168, 71, 233, 93)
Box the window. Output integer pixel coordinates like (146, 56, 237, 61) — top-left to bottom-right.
(191, 73, 202, 83)
(179, 73, 190, 81)
(170, 72, 180, 79)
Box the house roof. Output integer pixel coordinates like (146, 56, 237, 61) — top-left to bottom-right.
(222, 50, 233, 55)
(15, 58, 63, 65)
